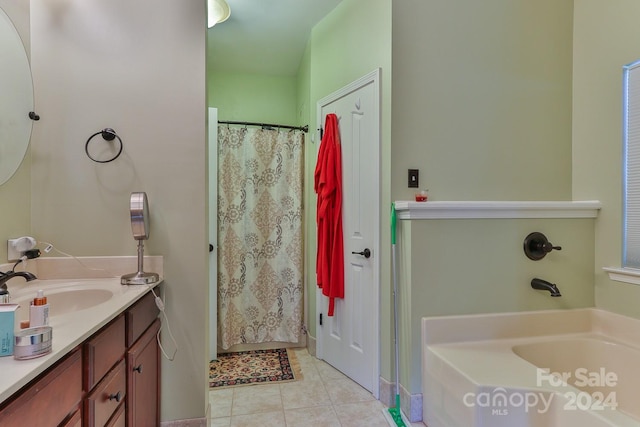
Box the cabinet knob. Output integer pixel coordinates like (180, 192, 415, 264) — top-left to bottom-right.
(133, 364, 143, 374)
(108, 391, 122, 402)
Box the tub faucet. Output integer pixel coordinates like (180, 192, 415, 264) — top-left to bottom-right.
(0, 270, 37, 291)
(531, 278, 561, 297)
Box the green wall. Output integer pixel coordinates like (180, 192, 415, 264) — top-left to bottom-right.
(208, 71, 298, 124)
(573, 0, 640, 316)
(303, 0, 393, 381)
(207, 3, 394, 381)
(391, 0, 583, 404)
(207, 2, 638, 418)
(392, 0, 574, 202)
(399, 218, 595, 394)
(297, 38, 314, 340)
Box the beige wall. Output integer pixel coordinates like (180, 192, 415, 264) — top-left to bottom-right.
(391, 0, 583, 399)
(0, 0, 29, 52)
(29, 0, 207, 422)
(573, 0, 640, 316)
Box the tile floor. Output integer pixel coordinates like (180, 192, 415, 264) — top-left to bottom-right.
(208, 348, 425, 427)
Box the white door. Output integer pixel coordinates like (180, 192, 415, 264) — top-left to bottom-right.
(316, 69, 380, 396)
(208, 107, 218, 361)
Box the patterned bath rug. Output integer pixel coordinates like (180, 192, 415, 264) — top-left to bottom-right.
(209, 348, 302, 389)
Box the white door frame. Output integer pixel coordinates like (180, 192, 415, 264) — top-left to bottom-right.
(315, 68, 381, 398)
(208, 107, 218, 361)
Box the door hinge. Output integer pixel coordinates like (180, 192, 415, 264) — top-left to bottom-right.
(319, 313, 323, 326)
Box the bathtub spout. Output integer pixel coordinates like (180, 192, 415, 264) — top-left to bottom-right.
(531, 278, 561, 297)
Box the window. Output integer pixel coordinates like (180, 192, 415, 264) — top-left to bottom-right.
(623, 60, 640, 267)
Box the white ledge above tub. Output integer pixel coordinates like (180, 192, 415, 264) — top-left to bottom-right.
(603, 267, 640, 286)
(393, 200, 602, 220)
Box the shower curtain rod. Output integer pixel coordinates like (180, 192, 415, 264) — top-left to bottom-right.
(218, 120, 309, 133)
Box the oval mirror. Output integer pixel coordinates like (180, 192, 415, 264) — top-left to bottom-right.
(0, 7, 34, 185)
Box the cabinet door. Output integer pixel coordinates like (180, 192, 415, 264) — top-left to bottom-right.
(0, 348, 82, 427)
(84, 314, 125, 391)
(84, 359, 126, 427)
(126, 291, 159, 347)
(127, 319, 160, 427)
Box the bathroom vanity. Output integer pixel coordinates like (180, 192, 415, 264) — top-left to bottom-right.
(0, 257, 163, 427)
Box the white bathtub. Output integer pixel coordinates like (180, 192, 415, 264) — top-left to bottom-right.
(422, 309, 640, 427)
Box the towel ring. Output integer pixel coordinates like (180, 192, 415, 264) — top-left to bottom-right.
(85, 128, 123, 163)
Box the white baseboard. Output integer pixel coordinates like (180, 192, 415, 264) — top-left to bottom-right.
(307, 335, 316, 357)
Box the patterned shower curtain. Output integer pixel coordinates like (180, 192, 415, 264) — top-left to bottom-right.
(217, 126, 304, 350)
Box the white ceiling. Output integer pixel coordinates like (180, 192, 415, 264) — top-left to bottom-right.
(207, 0, 343, 76)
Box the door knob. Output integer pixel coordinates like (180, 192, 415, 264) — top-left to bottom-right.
(351, 248, 371, 258)
(209, 244, 214, 252)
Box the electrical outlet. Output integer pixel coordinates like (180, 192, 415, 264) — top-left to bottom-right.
(408, 169, 419, 188)
(7, 240, 21, 262)
(7, 237, 37, 262)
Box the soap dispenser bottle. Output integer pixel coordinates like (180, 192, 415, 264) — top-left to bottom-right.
(29, 290, 49, 327)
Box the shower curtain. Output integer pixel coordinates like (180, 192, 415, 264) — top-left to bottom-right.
(217, 126, 304, 350)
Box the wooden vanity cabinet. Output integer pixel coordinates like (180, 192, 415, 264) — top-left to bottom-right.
(84, 291, 160, 427)
(84, 359, 127, 426)
(126, 290, 159, 347)
(84, 315, 126, 391)
(106, 403, 125, 427)
(127, 318, 161, 426)
(0, 289, 161, 427)
(61, 409, 83, 427)
(0, 348, 83, 427)
(83, 315, 126, 427)
(125, 291, 161, 426)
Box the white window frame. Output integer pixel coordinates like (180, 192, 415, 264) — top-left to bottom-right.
(622, 60, 640, 268)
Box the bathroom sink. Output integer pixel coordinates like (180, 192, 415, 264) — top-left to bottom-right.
(14, 288, 115, 321)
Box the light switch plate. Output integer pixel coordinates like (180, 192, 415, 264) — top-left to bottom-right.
(408, 169, 419, 188)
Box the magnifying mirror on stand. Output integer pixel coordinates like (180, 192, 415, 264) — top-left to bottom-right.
(121, 192, 160, 285)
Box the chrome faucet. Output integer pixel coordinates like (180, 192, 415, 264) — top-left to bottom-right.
(531, 278, 561, 297)
(0, 270, 37, 291)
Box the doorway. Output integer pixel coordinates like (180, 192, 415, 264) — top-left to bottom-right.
(315, 69, 381, 397)
(209, 117, 307, 357)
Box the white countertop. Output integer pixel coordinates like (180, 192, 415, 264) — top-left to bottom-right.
(0, 257, 163, 404)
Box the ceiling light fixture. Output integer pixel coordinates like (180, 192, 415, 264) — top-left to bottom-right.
(208, 0, 231, 28)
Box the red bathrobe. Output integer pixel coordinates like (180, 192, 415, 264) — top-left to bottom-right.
(314, 113, 344, 316)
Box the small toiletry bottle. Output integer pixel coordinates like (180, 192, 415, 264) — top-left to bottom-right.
(29, 290, 49, 327)
(0, 289, 9, 304)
